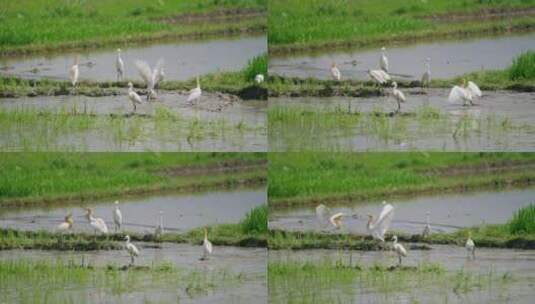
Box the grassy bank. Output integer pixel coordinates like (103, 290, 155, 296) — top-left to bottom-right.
(268, 153, 535, 207)
(269, 258, 511, 303)
(269, 0, 535, 54)
(1, 0, 266, 56)
(0, 153, 266, 207)
(0, 259, 245, 303)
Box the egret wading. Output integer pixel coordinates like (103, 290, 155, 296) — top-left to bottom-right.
(187, 76, 202, 104)
(391, 82, 406, 114)
(421, 58, 431, 88)
(465, 231, 476, 259)
(125, 235, 140, 265)
(200, 227, 213, 260)
(329, 212, 344, 230)
(154, 211, 164, 238)
(113, 201, 122, 232)
(368, 69, 391, 86)
(367, 202, 394, 242)
(69, 55, 80, 88)
(127, 82, 143, 112)
(85, 208, 108, 235)
(57, 213, 74, 231)
(330, 63, 341, 81)
(392, 235, 407, 266)
(116, 49, 124, 81)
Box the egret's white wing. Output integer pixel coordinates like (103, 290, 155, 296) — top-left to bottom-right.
(331, 67, 341, 80)
(153, 58, 165, 85)
(380, 55, 389, 72)
(375, 203, 394, 237)
(394, 89, 406, 102)
(204, 240, 213, 254)
(127, 243, 139, 256)
(134, 60, 154, 88)
(315, 204, 331, 223)
(467, 81, 482, 97)
(187, 87, 201, 102)
(448, 86, 467, 104)
(370, 70, 387, 84)
(380, 70, 391, 81)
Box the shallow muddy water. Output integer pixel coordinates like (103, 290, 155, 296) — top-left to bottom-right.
(1, 35, 267, 81)
(269, 245, 535, 304)
(269, 188, 535, 235)
(0, 244, 266, 304)
(0, 188, 265, 233)
(270, 33, 535, 80)
(0, 93, 267, 152)
(269, 90, 535, 151)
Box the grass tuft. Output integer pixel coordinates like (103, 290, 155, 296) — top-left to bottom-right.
(508, 204, 535, 234)
(509, 51, 535, 81)
(241, 204, 268, 234)
(242, 54, 268, 82)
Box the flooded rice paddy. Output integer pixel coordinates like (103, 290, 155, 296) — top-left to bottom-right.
(0, 92, 267, 151)
(270, 33, 535, 81)
(0, 188, 266, 233)
(0, 244, 266, 304)
(269, 245, 535, 303)
(1, 35, 267, 82)
(269, 90, 535, 151)
(269, 187, 535, 235)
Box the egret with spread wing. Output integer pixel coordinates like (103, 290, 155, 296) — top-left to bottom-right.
(448, 79, 482, 106)
(367, 202, 394, 242)
(86, 208, 108, 235)
(380, 47, 389, 72)
(368, 69, 391, 85)
(134, 59, 165, 100)
(329, 212, 344, 230)
(187, 76, 202, 103)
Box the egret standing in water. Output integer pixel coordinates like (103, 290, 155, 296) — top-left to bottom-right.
(421, 58, 431, 88)
(69, 55, 80, 88)
(127, 82, 143, 112)
(315, 204, 331, 229)
(85, 208, 108, 235)
(465, 231, 476, 259)
(330, 62, 341, 81)
(391, 82, 406, 114)
(116, 49, 124, 81)
(380, 47, 389, 72)
(124, 235, 140, 265)
(255, 74, 264, 84)
(392, 235, 407, 266)
(200, 227, 213, 260)
(113, 201, 122, 232)
(57, 213, 74, 231)
(187, 76, 202, 104)
(367, 202, 394, 242)
(422, 211, 431, 238)
(368, 69, 391, 86)
(154, 211, 164, 237)
(448, 79, 482, 106)
(134, 59, 165, 100)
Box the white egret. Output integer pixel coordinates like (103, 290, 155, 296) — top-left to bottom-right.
(380, 47, 389, 72)
(116, 49, 124, 81)
(391, 82, 406, 113)
(448, 79, 482, 106)
(392, 235, 407, 265)
(255, 74, 264, 84)
(187, 76, 202, 103)
(329, 212, 344, 230)
(154, 211, 164, 237)
(85, 208, 108, 234)
(124, 235, 140, 265)
(368, 69, 391, 85)
(315, 204, 331, 228)
(57, 213, 74, 231)
(127, 82, 143, 112)
(465, 231, 475, 259)
(367, 202, 394, 242)
(421, 58, 431, 88)
(113, 201, 122, 232)
(69, 56, 79, 87)
(200, 227, 213, 260)
(134, 59, 165, 100)
(422, 211, 431, 238)
(330, 63, 341, 81)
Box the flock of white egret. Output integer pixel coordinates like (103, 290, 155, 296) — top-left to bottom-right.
(57, 201, 213, 265)
(67, 49, 265, 113)
(330, 47, 483, 113)
(315, 201, 476, 266)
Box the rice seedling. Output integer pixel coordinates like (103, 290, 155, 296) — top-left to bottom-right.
(242, 54, 268, 81)
(508, 204, 535, 234)
(509, 51, 535, 81)
(240, 204, 268, 234)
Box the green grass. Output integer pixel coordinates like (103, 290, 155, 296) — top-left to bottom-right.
(0, 152, 266, 206)
(269, 0, 535, 53)
(509, 51, 535, 81)
(1, 0, 266, 55)
(240, 204, 268, 234)
(508, 204, 535, 234)
(0, 259, 246, 303)
(242, 54, 268, 82)
(268, 153, 535, 207)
